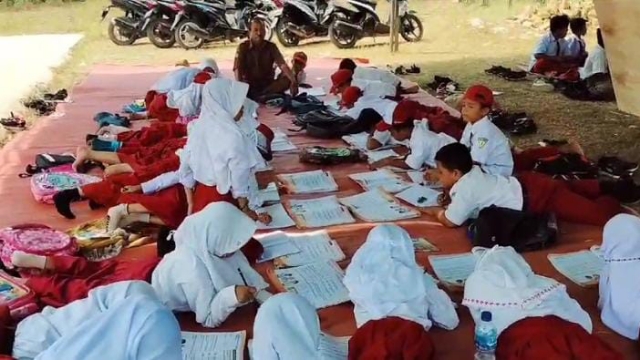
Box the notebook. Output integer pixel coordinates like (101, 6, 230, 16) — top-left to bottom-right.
(548, 250, 605, 287)
(274, 260, 350, 309)
(258, 182, 280, 206)
(181, 331, 245, 360)
(288, 196, 356, 228)
(271, 129, 297, 153)
(349, 169, 412, 194)
(277, 170, 339, 194)
(339, 189, 420, 222)
(256, 204, 296, 230)
(276, 231, 346, 267)
(429, 252, 478, 287)
(394, 184, 441, 207)
(256, 232, 301, 263)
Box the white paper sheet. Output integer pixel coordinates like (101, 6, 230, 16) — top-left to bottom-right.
(395, 184, 441, 207)
(349, 169, 412, 194)
(258, 182, 280, 205)
(277, 170, 339, 194)
(340, 189, 420, 222)
(366, 149, 399, 163)
(278, 231, 346, 267)
(181, 331, 245, 360)
(318, 334, 350, 360)
(275, 260, 350, 309)
(288, 196, 356, 228)
(341, 132, 369, 150)
(548, 250, 605, 286)
(256, 204, 296, 230)
(429, 253, 478, 286)
(407, 171, 443, 189)
(256, 232, 301, 262)
(271, 129, 297, 153)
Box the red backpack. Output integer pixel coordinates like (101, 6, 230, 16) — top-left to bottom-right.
(0, 224, 77, 269)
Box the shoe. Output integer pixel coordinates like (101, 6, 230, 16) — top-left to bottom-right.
(53, 188, 82, 219)
(532, 79, 554, 92)
(484, 65, 509, 76)
(502, 70, 527, 81)
(0, 113, 25, 128)
(601, 177, 640, 205)
(43, 89, 68, 101)
(598, 156, 639, 179)
(407, 64, 421, 74)
(394, 65, 407, 75)
(427, 75, 455, 90)
(509, 117, 537, 136)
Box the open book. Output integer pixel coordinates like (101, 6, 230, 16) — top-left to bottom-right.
(274, 260, 350, 309)
(277, 170, 339, 194)
(257, 230, 345, 267)
(349, 169, 411, 194)
(339, 189, 420, 222)
(288, 196, 356, 228)
(248, 334, 349, 360)
(429, 252, 478, 287)
(548, 249, 604, 287)
(256, 204, 296, 230)
(181, 331, 245, 360)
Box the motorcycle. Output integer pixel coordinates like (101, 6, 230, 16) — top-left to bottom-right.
(146, 0, 179, 48)
(275, 0, 333, 47)
(328, 0, 423, 49)
(174, 0, 272, 50)
(101, 0, 157, 46)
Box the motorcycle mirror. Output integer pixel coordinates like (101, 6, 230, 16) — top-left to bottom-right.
(100, 9, 108, 20)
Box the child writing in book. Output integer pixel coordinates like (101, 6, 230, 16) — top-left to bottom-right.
(599, 214, 640, 341)
(424, 143, 637, 227)
(12, 281, 183, 360)
(465, 246, 621, 359)
(344, 225, 459, 360)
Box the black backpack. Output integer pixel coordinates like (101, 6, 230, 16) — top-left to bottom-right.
(299, 146, 365, 165)
(468, 206, 558, 252)
(19, 153, 76, 178)
(294, 109, 382, 139)
(533, 153, 599, 180)
(273, 93, 326, 116)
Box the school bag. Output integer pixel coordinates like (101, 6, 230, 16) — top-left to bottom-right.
(533, 153, 599, 180)
(272, 93, 326, 116)
(299, 146, 365, 165)
(467, 206, 558, 252)
(0, 224, 78, 270)
(0, 271, 39, 320)
(19, 153, 76, 178)
(295, 109, 381, 139)
(30, 171, 101, 204)
(94, 112, 131, 128)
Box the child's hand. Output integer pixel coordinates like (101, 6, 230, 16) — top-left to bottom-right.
(258, 213, 272, 225)
(424, 169, 440, 183)
(437, 193, 451, 207)
(395, 146, 410, 156)
(235, 286, 257, 304)
(121, 185, 142, 194)
(369, 159, 387, 170)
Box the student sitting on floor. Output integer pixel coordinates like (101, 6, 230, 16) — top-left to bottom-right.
(369, 114, 456, 171)
(529, 15, 575, 75)
(464, 246, 622, 360)
(599, 214, 640, 341)
(566, 17, 589, 67)
(424, 143, 638, 227)
(11, 281, 182, 360)
(580, 28, 609, 80)
(344, 225, 459, 360)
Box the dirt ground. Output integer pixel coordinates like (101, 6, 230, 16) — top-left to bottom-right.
(0, 0, 638, 163)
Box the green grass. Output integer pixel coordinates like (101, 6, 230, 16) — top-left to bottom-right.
(1, 0, 639, 163)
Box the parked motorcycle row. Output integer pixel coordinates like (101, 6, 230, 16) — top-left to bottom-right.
(101, 0, 423, 49)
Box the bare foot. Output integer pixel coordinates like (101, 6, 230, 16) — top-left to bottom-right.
(72, 146, 89, 172)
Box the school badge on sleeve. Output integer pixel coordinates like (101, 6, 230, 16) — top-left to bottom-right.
(477, 137, 489, 149)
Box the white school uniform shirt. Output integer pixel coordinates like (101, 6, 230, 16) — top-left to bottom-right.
(599, 214, 640, 340)
(354, 66, 401, 87)
(565, 35, 586, 58)
(528, 32, 569, 71)
(464, 246, 592, 337)
(460, 116, 514, 176)
(405, 120, 456, 170)
(141, 169, 195, 194)
(445, 166, 523, 226)
(151, 203, 268, 328)
(253, 293, 324, 360)
(344, 224, 459, 330)
(579, 44, 608, 79)
(14, 281, 182, 360)
(352, 79, 397, 99)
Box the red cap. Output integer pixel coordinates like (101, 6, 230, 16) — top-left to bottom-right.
(463, 85, 494, 108)
(391, 99, 419, 126)
(340, 86, 362, 108)
(293, 52, 308, 67)
(330, 69, 353, 94)
(193, 71, 212, 84)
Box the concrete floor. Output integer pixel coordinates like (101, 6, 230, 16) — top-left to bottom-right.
(0, 34, 82, 122)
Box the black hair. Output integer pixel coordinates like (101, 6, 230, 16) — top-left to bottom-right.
(597, 28, 605, 49)
(339, 58, 357, 72)
(569, 17, 587, 35)
(435, 143, 473, 174)
(549, 14, 570, 33)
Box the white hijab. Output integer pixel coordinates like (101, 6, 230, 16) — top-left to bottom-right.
(600, 214, 640, 340)
(343, 224, 459, 330)
(166, 83, 204, 117)
(238, 98, 260, 146)
(150, 58, 217, 94)
(182, 78, 262, 199)
(14, 281, 182, 360)
(253, 293, 322, 360)
(463, 246, 592, 336)
(198, 57, 220, 76)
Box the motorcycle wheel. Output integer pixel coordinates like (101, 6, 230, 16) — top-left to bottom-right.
(275, 18, 299, 47)
(328, 21, 357, 49)
(147, 18, 176, 49)
(175, 20, 205, 50)
(108, 21, 137, 46)
(399, 14, 423, 42)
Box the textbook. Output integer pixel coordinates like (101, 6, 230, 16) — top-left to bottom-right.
(181, 331, 245, 360)
(429, 252, 478, 287)
(276, 231, 346, 267)
(256, 204, 296, 230)
(395, 184, 441, 208)
(248, 334, 349, 360)
(349, 169, 411, 194)
(257, 182, 280, 206)
(256, 232, 301, 263)
(277, 170, 339, 194)
(274, 260, 350, 309)
(288, 196, 356, 228)
(271, 129, 297, 153)
(548, 249, 604, 287)
(339, 189, 420, 222)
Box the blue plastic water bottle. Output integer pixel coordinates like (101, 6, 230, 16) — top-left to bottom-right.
(474, 311, 497, 360)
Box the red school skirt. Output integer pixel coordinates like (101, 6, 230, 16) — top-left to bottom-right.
(191, 183, 238, 214)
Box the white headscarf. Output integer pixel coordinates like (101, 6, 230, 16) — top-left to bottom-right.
(181, 78, 262, 199)
(14, 281, 182, 360)
(237, 98, 261, 146)
(463, 246, 592, 336)
(599, 214, 640, 340)
(253, 293, 322, 360)
(198, 57, 220, 76)
(151, 202, 268, 327)
(166, 83, 204, 117)
(150, 67, 199, 94)
(344, 224, 459, 330)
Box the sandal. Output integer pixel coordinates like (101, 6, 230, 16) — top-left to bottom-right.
(406, 64, 421, 74)
(0, 113, 26, 128)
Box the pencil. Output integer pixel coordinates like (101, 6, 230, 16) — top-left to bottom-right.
(238, 268, 248, 286)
